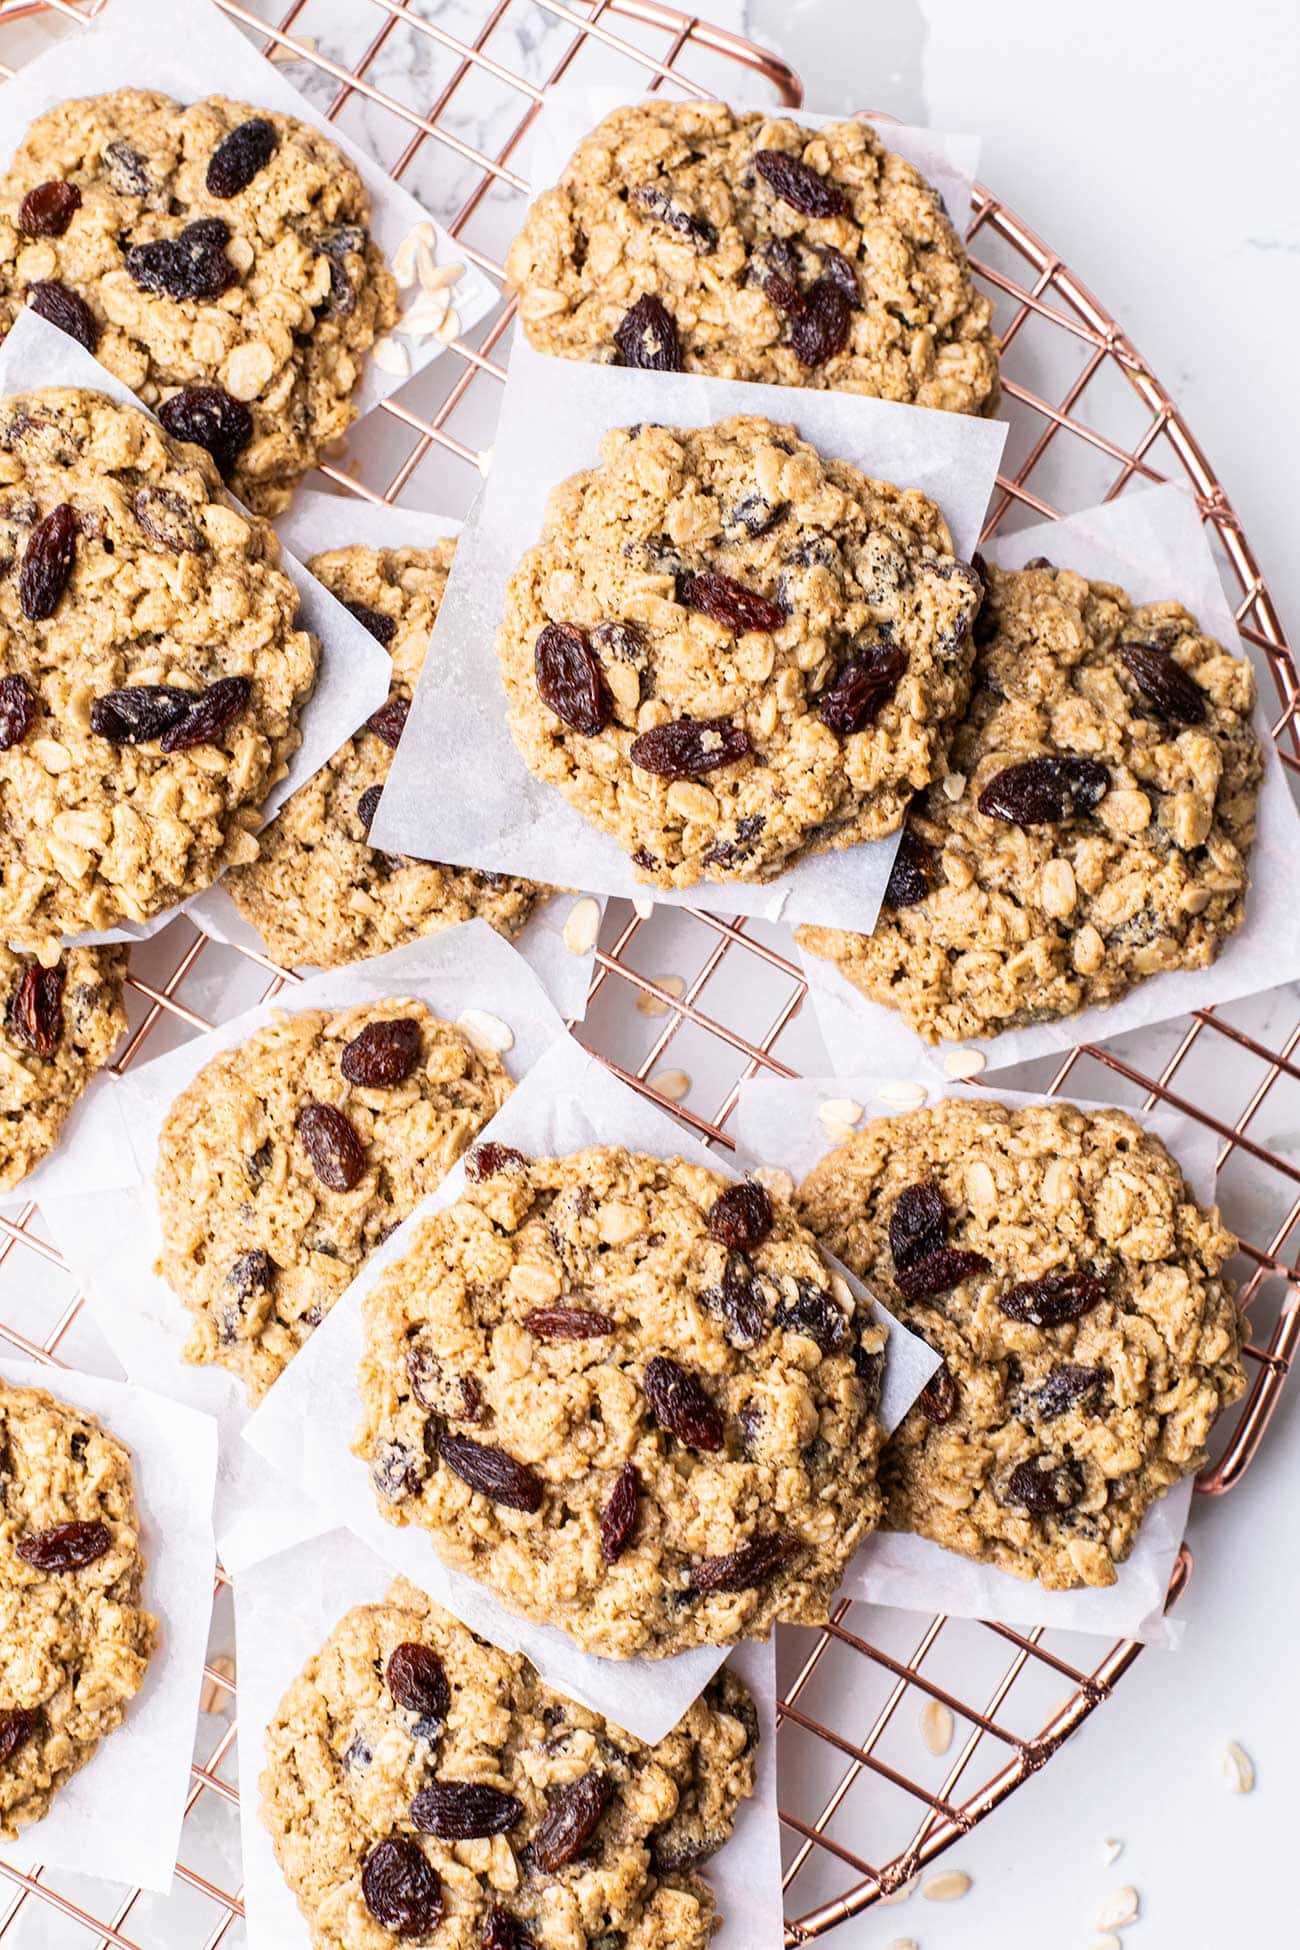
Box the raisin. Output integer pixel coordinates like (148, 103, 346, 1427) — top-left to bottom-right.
(701, 812, 766, 869)
(104, 141, 152, 197)
(917, 1362, 958, 1424)
(18, 503, 76, 620)
(312, 225, 368, 318)
(361, 1836, 442, 1937)
(853, 1334, 885, 1412)
(999, 1270, 1107, 1328)
(600, 1462, 640, 1563)
(226, 1249, 274, 1302)
(704, 1250, 766, 1348)
(245, 1138, 273, 1189)
(367, 695, 410, 749)
(90, 684, 192, 744)
(589, 620, 647, 663)
(18, 180, 81, 237)
(25, 277, 98, 352)
(125, 220, 235, 302)
(0, 1707, 39, 1765)
(524, 1306, 615, 1339)
(977, 755, 1110, 826)
(817, 244, 859, 305)
(10, 962, 63, 1057)
(1119, 641, 1206, 725)
(158, 386, 253, 479)
(790, 276, 852, 367)
(439, 1432, 544, 1513)
(613, 293, 680, 370)
(1005, 1457, 1084, 1514)
(207, 117, 278, 198)
(676, 569, 785, 635)
(688, 1532, 801, 1592)
(341, 1016, 421, 1087)
(16, 1519, 111, 1571)
(134, 486, 203, 554)
(0, 674, 36, 750)
(754, 149, 846, 218)
(643, 1356, 724, 1451)
(1027, 1363, 1105, 1420)
(534, 623, 608, 737)
(357, 784, 383, 832)
(773, 1278, 848, 1352)
(629, 184, 717, 251)
(159, 676, 251, 752)
(895, 1246, 991, 1303)
(531, 1770, 614, 1872)
(412, 1781, 522, 1838)
(407, 1346, 480, 1421)
(889, 1180, 949, 1272)
(465, 1142, 529, 1182)
(483, 1909, 534, 1950)
(726, 493, 790, 538)
(630, 716, 750, 778)
(884, 827, 934, 909)
(371, 1440, 425, 1502)
(817, 639, 905, 734)
(296, 1101, 367, 1191)
(344, 1733, 372, 1772)
(344, 600, 396, 646)
(707, 1179, 773, 1250)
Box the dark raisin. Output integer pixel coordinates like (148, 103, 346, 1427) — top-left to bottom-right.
(16, 1519, 111, 1571)
(0, 1707, 39, 1765)
(18, 503, 76, 620)
(643, 1356, 724, 1451)
(652, 1821, 732, 1874)
(613, 293, 680, 370)
(1119, 641, 1206, 725)
(599, 1462, 639, 1563)
(18, 180, 81, 237)
(371, 1440, 425, 1502)
(341, 1017, 420, 1088)
(439, 1432, 544, 1513)
(412, 1780, 522, 1838)
(817, 244, 859, 305)
(343, 1732, 372, 1772)
(1005, 1457, 1084, 1514)
(531, 1770, 614, 1872)
(534, 623, 608, 737)
(245, 1138, 273, 1189)
(465, 1142, 529, 1182)
(707, 1179, 773, 1251)
(158, 386, 253, 479)
(999, 1270, 1108, 1328)
(26, 277, 98, 352)
(0, 674, 36, 750)
(357, 783, 383, 832)
(524, 1306, 615, 1340)
(726, 493, 790, 539)
(852, 1332, 885, 1412)
(789, 276, 852, 367)
(89, 684, 192, 744)
(773, 1278, 848, 1352)
(207, 117, 278, 198)
(104, 141, 151, 197)
(704, 1250, 766, 1348)
(629, 183, 717, 250)
(226, 1249, 273, 1302)
(589, 620, 647, 663)
(701, 812, 766, 869)
(9, 962, 63, 1057)
(817, 639, 906, 734)
(361, 1836, 442, 1937)
(134, 486, 203, 553)
(125, 220, 235, 302)
(630, 716, 750, 778)
(676, 569, 785, 635)
(917, 1363, 958, 1424)
(977, 755, 1110, 826)
(483, 1908, 534, 1950)
(367, 695, 410, 749)
(689, 1532, 801, 1592)
(1027, 1363, 1105, 1420)
(296, 1101, 367, 1191)
(895, 1246, 991, 1303)
(884, 827, 935, 909)
(407, 1345, 480, 1422)
(344, 600, 396, 646)
(889, 1181, 949, 1272)
(754, 149, 846, 218)
(312, 225, 368, 319)
(159, 676, 251, 753)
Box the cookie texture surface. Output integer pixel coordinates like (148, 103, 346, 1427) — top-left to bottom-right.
(156, 999, 511, 1401)
(226, 541, 542, 968)
(498, 415, 982, 890)
(0, 942, 126, 1191)
(0, 387, 318, 953)
(799, 559, 1264, 1042)
(0, 1382, 157, 1835)
(355, 1144, 887, 1658)
(0, 89, 398, 513)
(507, 101, 999, 416)
(261, 1576, 757, 1950)
(796, 1098, 1245, 1589)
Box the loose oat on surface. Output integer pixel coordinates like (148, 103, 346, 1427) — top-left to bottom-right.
(355, 1144, 887, 1659)
(0, 1382, 157, 1836)
(155, 999, 511, 1402)
(0, 387, 319, 954)
(261, 1576, 757, 1950)
(226, 542, 542, 969)
(498, 415, 982, 891)
(0, 941, 126, 1190)
(798, 559, 1264, 1042)
(0, 90, 398, 512)
(506, 101, 999, 416)
(796, 1098, 1245, 1589)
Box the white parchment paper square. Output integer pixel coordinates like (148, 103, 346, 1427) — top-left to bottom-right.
(234, 1528, 783, 1950)
(243, 1030, 938, 1742)
(800, 484, 1300, 1073)
(0, 0, 498, 415)
(38, 923, 565, 1575)
(373, 341, 1006, 931)
(734, 1072, 1226, 1647)
(0, 1357, 217, 1891)
(189, 487, 603, 1020)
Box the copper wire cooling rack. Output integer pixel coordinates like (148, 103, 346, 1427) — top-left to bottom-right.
(0, 0, 1296, 1943)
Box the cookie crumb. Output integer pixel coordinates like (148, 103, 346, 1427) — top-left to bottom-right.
(752, 1165, 794, 1201)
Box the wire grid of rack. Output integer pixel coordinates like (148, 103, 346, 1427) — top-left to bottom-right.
(0, 0, 1294, 1943)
